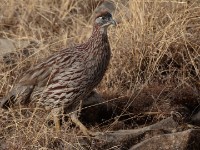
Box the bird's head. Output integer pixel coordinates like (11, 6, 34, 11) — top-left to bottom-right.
(94, 11, 116, 33)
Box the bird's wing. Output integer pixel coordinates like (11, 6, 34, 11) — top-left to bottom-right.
(0, 62, 55, 108)
(18, 50, 70, 87)
(1, 48, 83, 108)
(19, 65, 54, 87)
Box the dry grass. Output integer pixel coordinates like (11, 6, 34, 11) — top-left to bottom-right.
(0, 0, 200, 149)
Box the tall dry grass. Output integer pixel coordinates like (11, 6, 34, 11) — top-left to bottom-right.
(0, 0, 200, 149)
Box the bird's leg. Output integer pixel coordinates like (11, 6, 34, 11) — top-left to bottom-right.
(77, 99, 83, 117)
(68, 99, 94, 136)
(54, 114, 61, 132)
(49, 107, 62, 132)
(70, 112, 94, 136)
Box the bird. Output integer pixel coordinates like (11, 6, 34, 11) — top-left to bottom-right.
(0, 10, 116, 136)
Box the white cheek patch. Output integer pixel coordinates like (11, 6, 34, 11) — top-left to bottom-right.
(95, 17, 102, 24)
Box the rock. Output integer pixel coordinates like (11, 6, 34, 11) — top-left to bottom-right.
(0, 39, 37, 65)
(0, 38, 30, 56)
(80, 91, 113, 125)
(76, 117, 179, 149)
(129, 129, 200, 150)
(80, 116, 199, 150)
(191, 110, 200, 126)
(0, 39, 16, 56)
(94, 117, 178, 141)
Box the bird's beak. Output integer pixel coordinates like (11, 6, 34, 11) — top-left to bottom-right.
(101, 18, 117, 28)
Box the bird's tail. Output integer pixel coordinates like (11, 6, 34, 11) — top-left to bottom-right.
(0, 85, 34, 109)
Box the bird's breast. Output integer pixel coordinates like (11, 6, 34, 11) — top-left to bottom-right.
(84, 45, 111, 88)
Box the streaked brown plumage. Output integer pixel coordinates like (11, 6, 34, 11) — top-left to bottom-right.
(0, 11, 116, 135)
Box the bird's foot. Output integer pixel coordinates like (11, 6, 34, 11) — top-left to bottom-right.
(46, 108, 62, 133)
(70, 113, 104, 137)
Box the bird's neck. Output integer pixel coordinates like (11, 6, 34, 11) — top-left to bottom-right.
(83, 25, 111, 87)
(92, 25, 108, 36)
(83, 25, 111, 65)
(88, 26, 109, 48)
(87, 26, 110, 55)
(75, 26, 109, 54)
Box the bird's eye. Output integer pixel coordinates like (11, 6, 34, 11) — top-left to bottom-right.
(102, 16, 106, 20)
(98, 16, 106, 20)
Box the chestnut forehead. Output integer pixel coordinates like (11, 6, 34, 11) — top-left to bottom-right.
(95, 12, 112, 19)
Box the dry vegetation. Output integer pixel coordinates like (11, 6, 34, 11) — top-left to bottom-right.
(0, 0, 200, 149)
